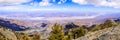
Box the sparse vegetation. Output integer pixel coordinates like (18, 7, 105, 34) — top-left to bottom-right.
(0, 26, 41, 40)
(48, 23, 67, 40)
(0, 19, 119, 40)
(90, 19, 118, 32)
(0, 32, 11, 40)
(90, 25, 101, 32)
(68, 27, 88, 39)
(100, 20, 118, 29)
(33, 32, 41, 40)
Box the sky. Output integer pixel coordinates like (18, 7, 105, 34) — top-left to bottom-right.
(0, 0, 120, 13)
(0, 0, 120, 20)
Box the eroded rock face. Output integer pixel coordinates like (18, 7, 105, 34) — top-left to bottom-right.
(75, 25, 120, 40)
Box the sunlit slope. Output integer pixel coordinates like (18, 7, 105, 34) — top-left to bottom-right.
(0, 27, 17, 40)
(75, 25, 120, 40)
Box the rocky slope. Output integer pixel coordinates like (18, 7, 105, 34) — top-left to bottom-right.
(75, 25, 120, 40)
(0, 17, 50, 31)
(0, 27, 17, 40)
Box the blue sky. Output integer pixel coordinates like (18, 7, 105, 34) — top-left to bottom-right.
(0, 0, 120, 20)
(0, 0, 120, 13)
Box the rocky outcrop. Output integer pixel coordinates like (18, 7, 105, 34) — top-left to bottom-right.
(75, 25, 120, 40)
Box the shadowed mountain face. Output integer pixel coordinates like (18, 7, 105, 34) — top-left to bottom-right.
(0, 18, 51, 31)
(0, 19, 29, 31)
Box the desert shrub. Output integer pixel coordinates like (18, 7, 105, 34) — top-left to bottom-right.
(22, 34, 29, 40)
(90, 25, 101, 32)
(68, 27, 88, 39)
(33, 32, 41, 40)
(14, 32, 32, 40)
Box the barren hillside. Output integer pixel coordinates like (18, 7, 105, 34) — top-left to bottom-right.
(75, 25, 120, 40)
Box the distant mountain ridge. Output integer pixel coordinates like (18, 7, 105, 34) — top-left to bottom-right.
(0, 17, 52, 31)
(0, 15, 120, 31)
(0, 18, 31, 31)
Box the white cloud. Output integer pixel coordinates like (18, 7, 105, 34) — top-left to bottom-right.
(0, 5, 62, 11)
(72, 0, 87, 4)
(0, 0, 32, 5)
(29, 0, 53, 6)
(39, 0, 52, 6)
(72, 0, 120, 8)
(38, 0, 67, 6)
(58, 0, 67, 4)
(0, 0, 120, 8)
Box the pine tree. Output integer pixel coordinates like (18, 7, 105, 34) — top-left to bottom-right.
(48, 23, 67, 40)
